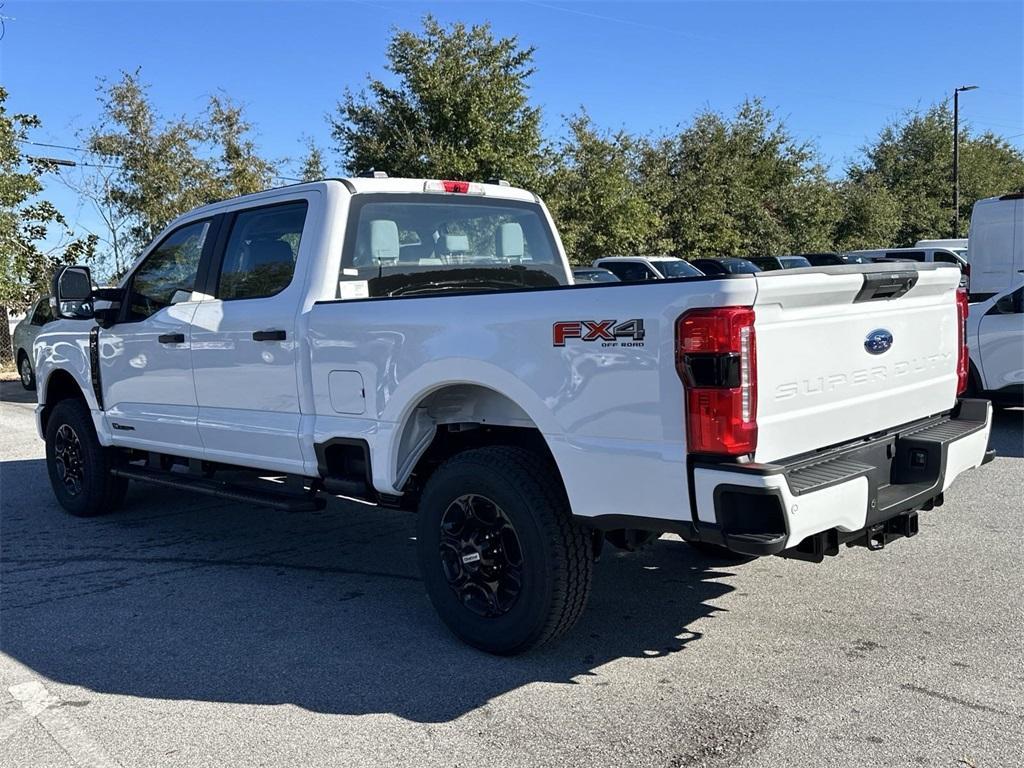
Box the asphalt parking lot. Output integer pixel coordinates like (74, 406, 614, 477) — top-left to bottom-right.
(1, 380, 1022, 768)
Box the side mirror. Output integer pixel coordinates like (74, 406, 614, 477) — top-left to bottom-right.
(51, 265, 95, 320)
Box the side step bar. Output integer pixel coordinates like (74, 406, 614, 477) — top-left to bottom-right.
(111, 465, 326, 512)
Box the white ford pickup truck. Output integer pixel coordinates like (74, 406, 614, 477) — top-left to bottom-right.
(35, 176, 994, 654)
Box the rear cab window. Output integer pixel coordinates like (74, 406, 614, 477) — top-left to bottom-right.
(338, 194, 565, 298)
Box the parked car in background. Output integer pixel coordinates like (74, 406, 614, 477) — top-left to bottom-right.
(572, 267, 620, 284)
(801, 252, 873, 266)
(967, 192, 1023, 299)
(844, 247, 967, 271)
(688, 257, 761, 275)
(748, 255, 812, 271)
(11, 295, 53, 390)
(591, 256, 704, 282)
(967, 283, 1023, 408)
(916, 238, 968, 258)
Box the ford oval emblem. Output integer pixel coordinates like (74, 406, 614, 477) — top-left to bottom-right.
(864, 328, 894, 355)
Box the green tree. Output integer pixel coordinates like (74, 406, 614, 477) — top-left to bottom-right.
(847, 103, 1024, 244)
(207, 93, 277, 197)
(1, 87, 96, 364)
(84, 71, 277, 275)
(645, 100, 837, 259)
(88, 70, 217, 250)
(542, 112, 668, 264)
(832, 174, 901, 250)
(331, 15, 544, 185)
(299, 139, 328, 182)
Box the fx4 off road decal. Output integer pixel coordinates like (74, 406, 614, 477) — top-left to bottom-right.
(552, 319, 646, 347)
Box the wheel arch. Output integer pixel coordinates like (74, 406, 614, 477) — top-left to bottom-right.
(385, 377, 566, 503)
(38, 368, 89, 434)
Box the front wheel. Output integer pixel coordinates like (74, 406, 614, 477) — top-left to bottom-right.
(45, 399, 128, 517)
(18, 353, 35, 390)
(416, 446, 593, 655)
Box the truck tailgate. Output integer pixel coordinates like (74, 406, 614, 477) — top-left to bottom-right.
(753, 265, 963, 463)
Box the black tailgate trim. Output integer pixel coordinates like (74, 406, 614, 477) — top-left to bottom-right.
(854, 270, 919, 302)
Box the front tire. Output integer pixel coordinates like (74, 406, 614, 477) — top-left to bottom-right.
(45, 399, 128, 517)
(416, 446, 592, 655)
(18, 352, 35, 390)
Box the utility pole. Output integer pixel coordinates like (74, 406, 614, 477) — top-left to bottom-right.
(952, 85, 978, 237)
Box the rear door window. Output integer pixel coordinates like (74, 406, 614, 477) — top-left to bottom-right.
(216, 201, 308, 301)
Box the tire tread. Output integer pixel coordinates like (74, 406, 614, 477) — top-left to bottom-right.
(425, 445, 592, 653)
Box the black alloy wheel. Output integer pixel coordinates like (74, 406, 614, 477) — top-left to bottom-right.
(439, 493, 524, 618)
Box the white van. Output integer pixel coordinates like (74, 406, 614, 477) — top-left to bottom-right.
(967, 192, 1024, 299)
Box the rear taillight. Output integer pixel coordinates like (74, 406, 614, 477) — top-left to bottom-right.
(676, 307, 757, 455)
(956, 288, 969, 395)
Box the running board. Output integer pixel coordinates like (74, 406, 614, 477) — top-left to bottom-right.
(111, 465, 326, 512)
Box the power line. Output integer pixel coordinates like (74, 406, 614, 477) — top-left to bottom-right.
(15, 138, 95, 154)
(27, 156, 123, 170)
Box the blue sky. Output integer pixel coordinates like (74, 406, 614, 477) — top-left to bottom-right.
(1, 0, 1022, 243)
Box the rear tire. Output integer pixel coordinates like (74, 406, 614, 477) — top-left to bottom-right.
(416, 446, 592, 655)
(45, 399, 128, 517)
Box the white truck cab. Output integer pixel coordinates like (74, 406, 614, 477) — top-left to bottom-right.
(591, 255, 704, 281)
(32, 177, 994, 654)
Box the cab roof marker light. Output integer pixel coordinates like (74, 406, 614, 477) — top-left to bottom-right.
(423, 180, 486, 195)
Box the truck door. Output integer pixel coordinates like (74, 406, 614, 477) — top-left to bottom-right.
(101, 219, 213, 452)
(190, 199, 311, 474)
(978, 285, 1024, 395)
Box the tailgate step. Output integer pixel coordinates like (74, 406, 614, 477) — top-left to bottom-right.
(787, 456, 874, 496)
(112, 465, 326, 512)
(901, 417, 985, 442)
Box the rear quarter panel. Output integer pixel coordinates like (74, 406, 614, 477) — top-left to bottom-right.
(307, 278, 757, 522)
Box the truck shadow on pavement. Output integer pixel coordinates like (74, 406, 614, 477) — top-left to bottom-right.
(0, 380, 37, 404)
(3, 411, 1017, 722)
(989, 406, 1024, 458)
(0, 456, 736, 723)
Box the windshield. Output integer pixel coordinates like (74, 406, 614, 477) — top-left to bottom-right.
(339, 195, 565, 297)
(781, 256, 812, 268)
(653, 260, 704, 278)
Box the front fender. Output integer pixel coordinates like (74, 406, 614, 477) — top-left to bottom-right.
(33, 322, 109, 443)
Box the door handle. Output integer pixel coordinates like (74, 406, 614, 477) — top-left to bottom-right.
(252, 329, 286, 342)
(158, 333, 185, 344)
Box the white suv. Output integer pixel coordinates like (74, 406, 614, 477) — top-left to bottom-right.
(967, 283, 1024, 407)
